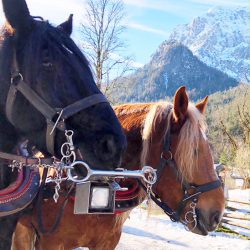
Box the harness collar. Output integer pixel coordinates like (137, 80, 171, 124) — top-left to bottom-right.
(0, 166, 40, 217)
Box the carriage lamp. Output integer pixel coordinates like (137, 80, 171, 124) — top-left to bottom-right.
(90, 186, 110, 208)
(74, 181, 116, 214)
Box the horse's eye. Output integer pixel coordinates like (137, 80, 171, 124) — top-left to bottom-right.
(43, 62, 53, 68)
(43, 62, 53, 70)
(42, 48, 53, 69)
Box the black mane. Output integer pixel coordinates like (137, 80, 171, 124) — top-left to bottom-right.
(0, 20, 96, 103)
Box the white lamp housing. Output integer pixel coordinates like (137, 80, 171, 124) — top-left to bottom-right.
(90, 187, 110, 208)
(74, 181, 116, 214)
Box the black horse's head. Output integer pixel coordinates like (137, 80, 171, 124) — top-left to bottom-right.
(0, 0, 126, 170)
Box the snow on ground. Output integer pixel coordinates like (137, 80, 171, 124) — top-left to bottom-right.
(78, 189, 249, 250)
(228, 189, 250, 202)
(115, 208, 249, 250)
(116, 189, 250, 250)
(222, 188, 250, 237)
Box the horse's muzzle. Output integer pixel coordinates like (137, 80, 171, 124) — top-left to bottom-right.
(194, 208, 222, 235)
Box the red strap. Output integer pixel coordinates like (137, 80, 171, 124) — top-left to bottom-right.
(116, 180, 139, 199)
(0, 171, 37, 203)
(70, 196, 75, 202)
(115, 210, 126, 214)
(0, 169, 24, 196)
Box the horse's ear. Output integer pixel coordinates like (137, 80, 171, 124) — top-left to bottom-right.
(2, 0, 33, 35)
(58, 14, 73, 36)
(196, 96, 208, 114)
(173, 86, 189, 122)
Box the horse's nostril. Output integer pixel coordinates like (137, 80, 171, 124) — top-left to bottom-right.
(210, 211, 221, 228)
(96, 134, 126, 166)
(102, 140, 113, 154)
(99, 136, 116, 159)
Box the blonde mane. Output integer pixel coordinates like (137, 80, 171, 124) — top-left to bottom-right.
(140, 102, 207, 182)
(174, 104, 207, 181)
(140, 102, 172, 168)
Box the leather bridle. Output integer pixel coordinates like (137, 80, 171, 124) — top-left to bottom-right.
(0, 47, 109, 229)
(140, 110, 221, 224)
(5, 49, 108, 156)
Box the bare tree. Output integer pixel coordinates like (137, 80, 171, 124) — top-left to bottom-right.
(220, 87, 250, 188)
(80, 0, 132, 91)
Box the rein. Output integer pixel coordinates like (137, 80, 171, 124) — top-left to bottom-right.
(36, 168, 74, 235)
(0, 151, 54, 167)
(139, 113, 221, 230)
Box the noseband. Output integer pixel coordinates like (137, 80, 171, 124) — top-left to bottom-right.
(140, 114, 221, 230)
(6, 49, 108, 155)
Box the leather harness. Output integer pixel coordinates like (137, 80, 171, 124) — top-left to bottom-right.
(6, 49, 108, 155)
(0, 167, 40, 217)
(0, 47, 109, 218)
(139, 115, 221, 222)
(0, 47, 222, 230)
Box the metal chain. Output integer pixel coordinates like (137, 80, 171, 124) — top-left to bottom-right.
(8, 131, 158, 205)
(7, 131, 76, 203)
(146, 172, 154, 203)
(53, 130, 76, 202)
(183, 201, 198, 231)
(9, 160, 24, 172)
(53, 167, 63, 203)
(60, 130, 76, 165)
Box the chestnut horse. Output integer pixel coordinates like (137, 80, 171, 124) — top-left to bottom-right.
(13, 87, 225, 250)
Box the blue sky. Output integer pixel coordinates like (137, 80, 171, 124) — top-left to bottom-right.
(0, 0, 248, 67)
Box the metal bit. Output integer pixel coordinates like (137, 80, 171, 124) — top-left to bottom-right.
(67, 161, 157, 185)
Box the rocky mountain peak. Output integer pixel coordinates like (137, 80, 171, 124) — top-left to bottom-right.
(166, 6, 249, 82)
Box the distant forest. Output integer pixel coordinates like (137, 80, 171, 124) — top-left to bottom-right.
(206, 84, 250, 187)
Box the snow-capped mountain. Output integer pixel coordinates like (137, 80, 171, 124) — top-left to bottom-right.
(108, 6, 246, 103)
(108, 41, 238, 102)
(166, 6, 249, 83)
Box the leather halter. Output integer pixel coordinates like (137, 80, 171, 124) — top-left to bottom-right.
(5, 49, 108, 155)
(140, 112, 221, 222)
(0, 47, 108, 218)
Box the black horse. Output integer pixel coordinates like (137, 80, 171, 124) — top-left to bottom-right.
(0, 0, 126, 249)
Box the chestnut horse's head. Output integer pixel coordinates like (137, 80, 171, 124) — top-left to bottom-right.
(141, 86, 225, 235)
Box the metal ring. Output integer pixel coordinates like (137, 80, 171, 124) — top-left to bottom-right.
(184, 216, 197, 232)
(185, 211, 196, 223)
(11, 73, 23, 85)
(161, 151, 172, 160)
(67, 161, 91, 183)
(142, 166, 157, 185)
(61, 143, 72, 157)
(65, 130, 73, 137)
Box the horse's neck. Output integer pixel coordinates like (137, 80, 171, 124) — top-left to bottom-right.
(122, 128, 143, 171)
(0, 73, 10, 114)
(115, 104, 154, 172)
(0, 44, 22, 187)
(0, 113, 19, 187)
(0, 36, 14, 110)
